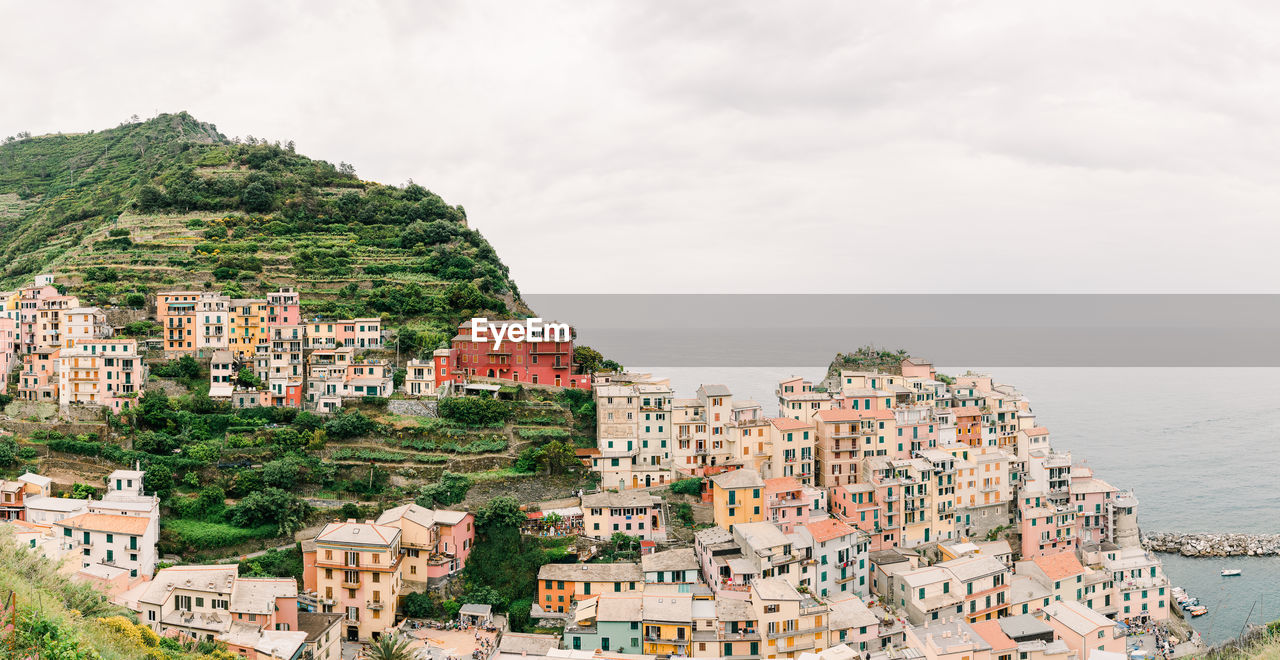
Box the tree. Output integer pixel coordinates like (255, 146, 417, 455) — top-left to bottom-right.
(514, 445, 542, 473)
(573, 345, 604, 374)
(539, 440, 579, 475)
(366, 634, 414, 660)
(668, 478, 702, 496)
(262, 456, 305, 489)
(401, 591, 434, 619)
(508, 598, 533, 632)
(137, 389, 173, 430)
(463, 585, 505, 610)
(69, 483, 98, 499)
(192, 486, 227, 521)
(231, 488, 311, 536)
(123, 292, 147, 308)
(241, 182, 272, 213)
(323, 410, 376, 439)
(415, 471, 472, 507)
(476, 496, 524, 531)
(239, 546, 303, 582)
(136, 184, 168, 212)
(236, 368, 261, 388)
(143, 464, 174, 500)
(393, 368, 406, 390)
(0, 437, 19, 466)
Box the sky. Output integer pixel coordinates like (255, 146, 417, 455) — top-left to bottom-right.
(4, 1, 1280, 294)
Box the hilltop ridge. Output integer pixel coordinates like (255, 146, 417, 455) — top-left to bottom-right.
(0, 112, 524, 334)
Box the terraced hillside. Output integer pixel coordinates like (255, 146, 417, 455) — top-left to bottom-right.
(0, 112, 524, 336)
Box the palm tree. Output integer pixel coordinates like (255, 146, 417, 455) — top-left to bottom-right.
(366, 633, 416, 660)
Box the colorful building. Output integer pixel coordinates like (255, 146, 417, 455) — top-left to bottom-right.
(302, 521, 403, 641)
(710, 469, 765, 530)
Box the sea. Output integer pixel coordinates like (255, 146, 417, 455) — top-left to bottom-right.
(630, 365, 1280, 645)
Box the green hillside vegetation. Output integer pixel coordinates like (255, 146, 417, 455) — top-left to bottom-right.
(1196, 621, 1280, 660)
(827, 346, 911, 377)
(0, 112, 523, 330)
(19, 381, 591, 562)
(0, 529, 232, 659)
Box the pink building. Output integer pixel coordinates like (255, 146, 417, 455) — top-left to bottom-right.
(18, 348, 59, 402)
(16, 284, 58, 353)
(265, 288, 300, 326)
(57, 339, 147, 412)
(365, 505, 477, 586)
(1019, 494, 1078, 559)
(764, 477, 816, 533)
(1043, 600, 1123, 658)
(1070, 466, 1118, 545)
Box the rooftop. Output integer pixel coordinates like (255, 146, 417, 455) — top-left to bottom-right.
(538, 563, 643, 583)
(55, 512, 149, 535)
(805, 518, 857, 544)
(1044, 600, 1114, 635)
(641, 548, 698, 573)
(998, 614, 1054, 640)
(1031, 550, 1086, 581)
(581, 490, 659, 509)
(314, 520, 401, 547)
(710, 469, 764, 490)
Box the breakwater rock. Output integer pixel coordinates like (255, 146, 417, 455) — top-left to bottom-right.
(1144, 532, 1280, 557)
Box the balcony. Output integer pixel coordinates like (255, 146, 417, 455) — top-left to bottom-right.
(341, 580, 361, 589)
(367, 600, 384, 610)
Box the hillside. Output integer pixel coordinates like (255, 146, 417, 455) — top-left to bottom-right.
(0, 528, 223, 659)
(0, 112, 525, 336)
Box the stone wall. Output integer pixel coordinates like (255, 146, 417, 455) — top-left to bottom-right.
(1144, 532, 1280, 556)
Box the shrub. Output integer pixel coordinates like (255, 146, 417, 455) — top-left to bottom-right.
(669, 478, 703, 496)
(437, 396, 512, 426)
(415, 471, 473, 507)
(162, 519, 277, 549)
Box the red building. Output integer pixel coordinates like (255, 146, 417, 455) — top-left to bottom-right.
(443, 318, 591, 389)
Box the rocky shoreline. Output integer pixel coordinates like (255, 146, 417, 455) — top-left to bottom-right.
(1144, 532, 1280, 557)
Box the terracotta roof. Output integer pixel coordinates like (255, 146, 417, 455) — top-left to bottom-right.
(55, 512, 150, 535)
(805, 518, 856, 544)
(1032, 550, 1085, 581)
(1025, 427, 1050, 436)
(768, 417, 813, 431)
(970, 620, 1017, 652)
(813, 408, 894, 422)
(763, 477, 803, 494)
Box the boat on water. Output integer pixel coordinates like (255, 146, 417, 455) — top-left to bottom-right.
(1188, 606, 1208, 617)
(1222, 569, 1243, 577)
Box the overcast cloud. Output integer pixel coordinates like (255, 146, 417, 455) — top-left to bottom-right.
(3, 1, 1280, 293)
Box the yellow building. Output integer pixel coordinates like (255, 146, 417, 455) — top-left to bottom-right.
(228, 298, 268, 360)
(889, 458, 942, 547)
(642, 591, 693, 656)
(751, 578, 827, 659)
(303, 522, 403, 642)
(710, 468, 765, 530)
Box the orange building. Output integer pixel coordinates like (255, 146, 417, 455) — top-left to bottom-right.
(157, 291, 202, 355)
